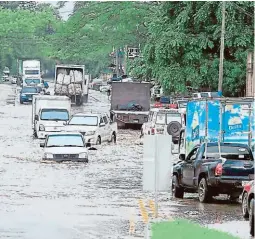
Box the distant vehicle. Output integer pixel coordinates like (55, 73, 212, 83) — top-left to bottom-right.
(141, 108, 185, 144)
(110, 82, 151, 128)
(172, 143, 254, 203)
(172, 99, 188, 114)
(2, 67, 10, 82)
(22, 60, 41, 78)
(241, 179, 254, 219)
(32, 95, 71, 139)
(100, 83, 111, 92)
(40, 132, 89, 163)
(54, 65, 89, 105)
(192, 92, 222, 98)
(19, 86, 39, 104)
(64, 112, 117, 146)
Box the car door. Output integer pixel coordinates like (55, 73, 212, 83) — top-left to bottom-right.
(182, 146, 199, 186)
(99, 116, 106, 141)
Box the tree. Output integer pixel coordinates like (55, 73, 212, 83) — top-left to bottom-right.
(131, 2, 253, 96)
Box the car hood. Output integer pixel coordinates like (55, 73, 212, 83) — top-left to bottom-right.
(41, 121, 67, 126)
(21, 92, 38, 96)
(64, 125, 97, 132)
(44, 147, 88, 154)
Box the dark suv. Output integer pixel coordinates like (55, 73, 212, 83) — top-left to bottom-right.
(172, 142, 254, 203)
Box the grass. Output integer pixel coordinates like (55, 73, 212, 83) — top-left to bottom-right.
(151, 219, 240, 239)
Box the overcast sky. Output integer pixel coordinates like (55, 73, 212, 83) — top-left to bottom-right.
(42, 1, 74, 20)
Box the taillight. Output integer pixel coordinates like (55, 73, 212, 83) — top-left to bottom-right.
(244, 183, 251, 192)
(215, 163, 223, 176)
(151, 128, 155, 135)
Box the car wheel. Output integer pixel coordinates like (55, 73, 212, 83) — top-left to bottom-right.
(172, 175, 184, 198)
(198, 177, 212, 203)
(249, 199, 254, 237)
(96, 136, 101, 145)
(242, 192, 249, 219)
(20, 100, 23, 104)
(33, 130, 38, 138)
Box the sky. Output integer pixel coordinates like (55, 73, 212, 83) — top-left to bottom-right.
(42, 1, 74, 20)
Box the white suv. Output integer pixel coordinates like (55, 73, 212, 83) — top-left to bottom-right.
(64, 112, 117, 146)
(141, 108, 185, 144)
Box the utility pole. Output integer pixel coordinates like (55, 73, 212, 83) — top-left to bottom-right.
(253, 1, 255, 97)
(218, 1, 226, 93)
(116, 48, 119, 77)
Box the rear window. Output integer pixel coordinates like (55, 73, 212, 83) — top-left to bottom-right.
(205, 145, 252, 160)
(156, 112, 181, 125)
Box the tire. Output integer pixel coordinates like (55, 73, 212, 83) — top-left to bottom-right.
(20, 100, 23, 104)
(198, 177, 212, 203)
(109, 133, 116, 143)
(249, 199, 254, 237)
(172, 175, 184, 198)
(242, 192, 249, 219)
(33, 130, 38, 138)
(96, 136, 101, 145)
(83, 94, 88, 103)
(167, 121, 181, 141)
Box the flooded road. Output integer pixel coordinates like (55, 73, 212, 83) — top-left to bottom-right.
(0, 82, 251, 239)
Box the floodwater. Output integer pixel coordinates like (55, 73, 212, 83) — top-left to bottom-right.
(0, 82, 251, 239)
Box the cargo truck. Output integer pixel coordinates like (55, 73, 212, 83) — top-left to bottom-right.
(32, 95, 71, 139)
(54, 65, 89, 106)
(17, 58, 41, 85)
(178, 97, 255, 156)
(110, 82, 151, 128)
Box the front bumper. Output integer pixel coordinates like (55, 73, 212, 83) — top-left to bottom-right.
(42, 157, 88, 163)
(20, 97, 32, 102)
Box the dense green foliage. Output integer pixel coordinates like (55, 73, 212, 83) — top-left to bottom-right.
(0, 2, 59, 74)
(50, 1, 150, 77)
(130, 2, 254, 96)
(1, 1, 254, 95)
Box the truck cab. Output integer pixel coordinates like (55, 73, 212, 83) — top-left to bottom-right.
(22, 76, 43, 88)
(32, 95, 71, 139)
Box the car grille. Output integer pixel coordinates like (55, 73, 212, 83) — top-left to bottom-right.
(53, 154, 79, 159)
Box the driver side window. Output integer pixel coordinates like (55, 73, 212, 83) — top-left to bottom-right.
(186, 147, 199, 161)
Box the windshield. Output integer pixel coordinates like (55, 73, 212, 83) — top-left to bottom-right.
(46, 134, 84, 147)
(69, 116, 98, 126)
(40, 109, 69, 121)
(25, 70, 39, 75)
(156, 112, 181, 124)
(25, 79, 40, 84)
(21, 87, 37, 93)
(205, 145, 252, 160)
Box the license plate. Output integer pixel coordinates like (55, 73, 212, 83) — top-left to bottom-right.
(242, 181, 249, 186)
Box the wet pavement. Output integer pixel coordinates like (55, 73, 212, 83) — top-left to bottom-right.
(0, 82, 251, 239)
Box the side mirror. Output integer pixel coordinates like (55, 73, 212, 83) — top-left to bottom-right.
(35, 115, 39, 121)
(40, 143, 45, 147)
(179, 154, 185, 161)
(63, 121, 67, 125)
(100, 122, 105, 127)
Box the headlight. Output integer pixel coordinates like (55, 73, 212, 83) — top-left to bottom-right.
(44, 153, 53, 159)
(79, 152, 88, 158)
(39, 124, 45, 131)
(85, 131, 95, 136)
(21, 93, 26, 97)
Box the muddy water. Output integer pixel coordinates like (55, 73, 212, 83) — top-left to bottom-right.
(0, 83, 250, 239)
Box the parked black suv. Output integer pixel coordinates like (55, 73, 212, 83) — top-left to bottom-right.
(172, 142, 254, 203)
